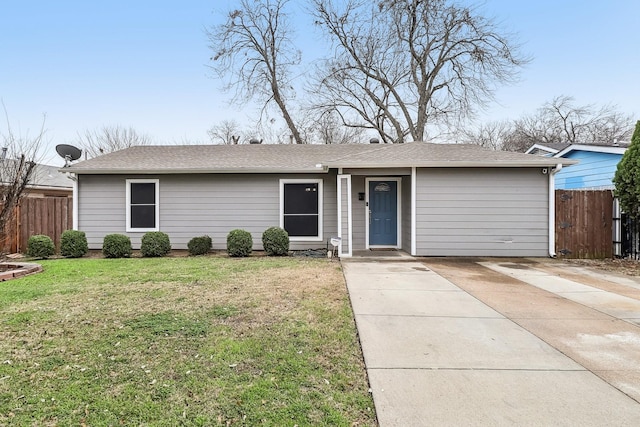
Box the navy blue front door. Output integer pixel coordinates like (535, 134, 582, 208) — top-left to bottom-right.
(369, 180, 398, 246)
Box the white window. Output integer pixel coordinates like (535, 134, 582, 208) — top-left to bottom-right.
(126, 179, 159, 232)
(280, 179, 323, 241)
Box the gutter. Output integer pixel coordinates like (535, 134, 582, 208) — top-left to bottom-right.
(548, 163, 563, 257)
(65, 160, 577, 175)
(324, 160, 578, 169)
(62, 166, 331, 175)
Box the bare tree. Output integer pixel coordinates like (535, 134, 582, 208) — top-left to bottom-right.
(310, 0, 528, 143)
(76, 125, 151, 158)
(0, 107, 45, 247)
(509, 95, 634, 148)
(208, 0, 304, 143)
(308, 111, 366, 144)
(459, 120, 513, 151)
(499, 127, 537, 153)
(462, 96, 634, 152)
(207, 120, 243, 144)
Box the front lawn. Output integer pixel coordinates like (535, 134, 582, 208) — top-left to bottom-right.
(0, 257, 375, 426)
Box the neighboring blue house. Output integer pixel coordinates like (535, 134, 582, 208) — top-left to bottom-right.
(525, 143, 628, 190)
(527, 142, 630, 258)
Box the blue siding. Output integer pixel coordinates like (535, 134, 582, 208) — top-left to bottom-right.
(555, 151, 622, 190)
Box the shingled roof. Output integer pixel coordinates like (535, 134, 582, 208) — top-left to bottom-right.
(1, 160, 72, 190)
(65, 142, 574, 174)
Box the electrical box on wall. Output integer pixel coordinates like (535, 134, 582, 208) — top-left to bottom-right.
(358, 192, 365, 201)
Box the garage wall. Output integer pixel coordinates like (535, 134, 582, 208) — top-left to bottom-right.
(78, 173, 337, 250)
(415, 168, 549, 256)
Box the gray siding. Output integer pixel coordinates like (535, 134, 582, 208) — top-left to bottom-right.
(77, 175, 127, 237)
(415, 168, 549, 256)
(401, 176, 412, 253)
(78, 173, 337, 250)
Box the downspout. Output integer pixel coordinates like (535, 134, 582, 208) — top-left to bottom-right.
(548, 163, 562, 257)
(337, 168, 343, 256)
(69, 174, 78, 230)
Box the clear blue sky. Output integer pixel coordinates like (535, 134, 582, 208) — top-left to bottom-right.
(1, 0, 639, 165)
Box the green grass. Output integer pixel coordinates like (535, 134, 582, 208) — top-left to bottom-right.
(0, 257, 375, 426)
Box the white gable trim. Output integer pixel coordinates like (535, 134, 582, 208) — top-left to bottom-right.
(525, 144, 560, 155)
(554, 144, 627, 157)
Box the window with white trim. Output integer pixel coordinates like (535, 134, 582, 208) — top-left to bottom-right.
(280, 179, 323, 241)
(126, 179, 159, 231)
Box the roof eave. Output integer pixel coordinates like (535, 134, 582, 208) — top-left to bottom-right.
(66, 167, 330, 175)
(326, 160, 578, 168)
(26, 184, 73, 191)
(68, 160, 577, 174)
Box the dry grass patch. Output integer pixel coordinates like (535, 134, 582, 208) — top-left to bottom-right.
(564, 257, 640, 276)
(0, 257, 375, 426)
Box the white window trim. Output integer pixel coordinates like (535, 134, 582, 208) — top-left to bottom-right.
(337, 174, 353, 257)
(411, 167, 417, 256)
(279, 178, 323, 242)
(126, 179, 160, 232)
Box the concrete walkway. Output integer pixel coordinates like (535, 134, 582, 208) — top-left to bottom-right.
(342, 258, 640, 426)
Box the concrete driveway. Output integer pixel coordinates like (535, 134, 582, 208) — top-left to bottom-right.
(342, 257, 640, 426)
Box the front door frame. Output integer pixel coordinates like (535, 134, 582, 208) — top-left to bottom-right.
(365, 177, 402, 249)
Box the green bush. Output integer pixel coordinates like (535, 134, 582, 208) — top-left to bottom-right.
(60, 230, 89, 258)
(26, 235, 55, 259)
(188, 235, 212, 256)
(614, 120, 640, 219)
(140, 232, 171, 257)
(261, 226, 290, 256)
(102, 234, 132, 258)
(226, 229, 253, 257)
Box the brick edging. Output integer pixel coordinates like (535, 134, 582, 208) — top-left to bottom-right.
(0, 263, 43, 281)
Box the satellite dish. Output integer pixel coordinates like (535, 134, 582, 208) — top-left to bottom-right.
(56, 144, 82, 167)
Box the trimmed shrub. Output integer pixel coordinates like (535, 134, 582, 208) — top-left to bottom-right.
(261, 226, 290, 256)
(614, 120, 640, 219)
(226, 229, 253, 257)
(188, 235, 212, 256)
(26, 235, 55, 259)
(60, 230, 89, 258)
(102, 234, 132, 258)
(140, 232, 171, 257)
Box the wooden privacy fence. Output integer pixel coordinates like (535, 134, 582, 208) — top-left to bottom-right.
(555, 189, 613, 259)
(0, 197, 73, 254)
